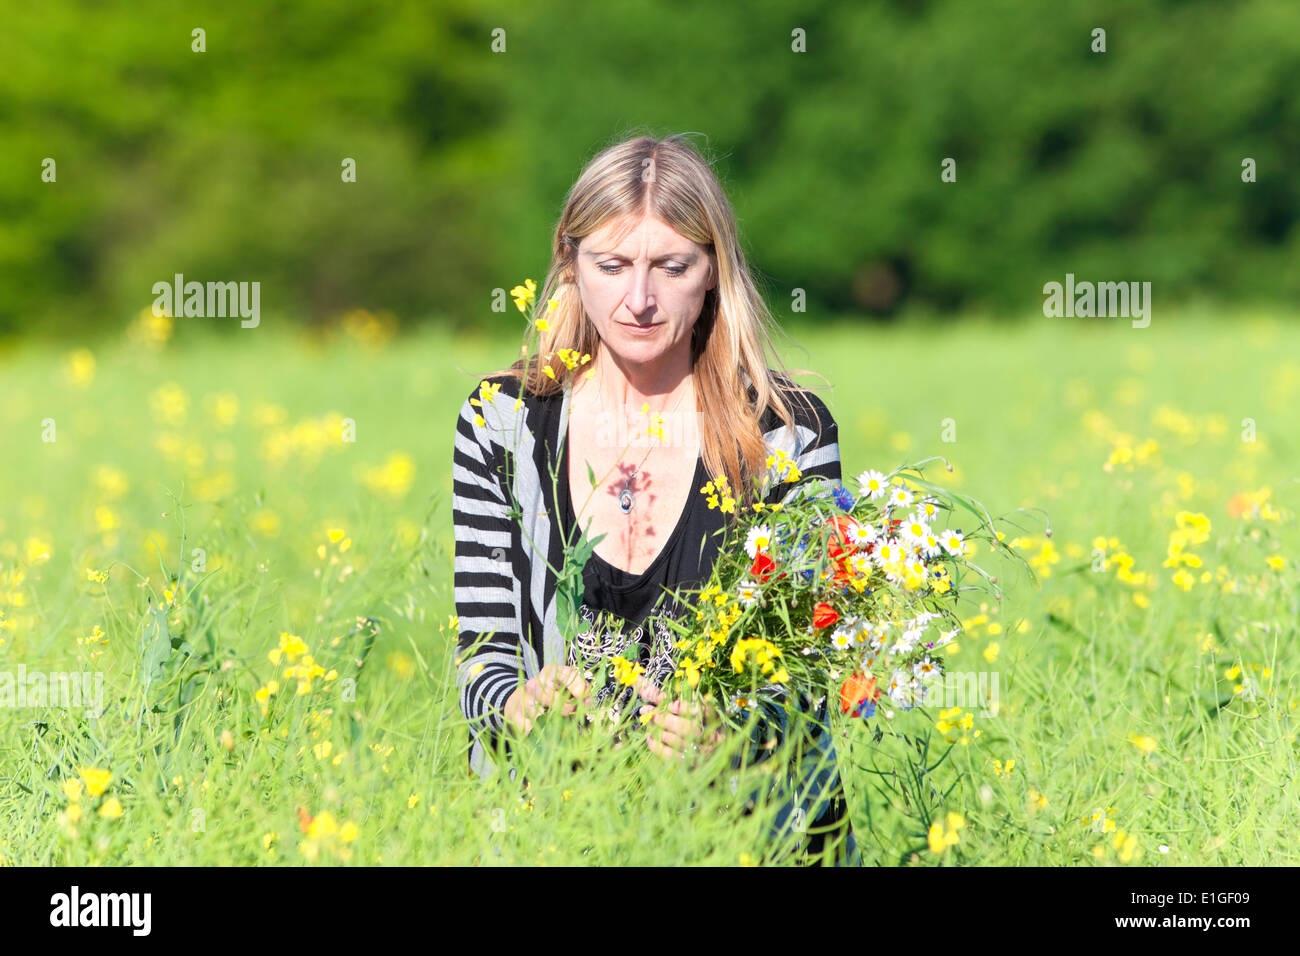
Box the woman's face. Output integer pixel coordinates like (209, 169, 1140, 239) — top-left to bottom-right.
(572, 212, 717, 372)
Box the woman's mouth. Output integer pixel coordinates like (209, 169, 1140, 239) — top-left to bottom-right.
(618, 322, 661, 335)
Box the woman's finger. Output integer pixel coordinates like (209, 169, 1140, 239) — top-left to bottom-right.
(530, 664, 561, 705)
(531, 665, 588, 710)
(646, 730, 692, 759)
(635, 678, 664, 704)
(558, 665, 589, 702)
(646, 732, 672, 760)
(667, 699, 701, 719)
(506, 693, 539, 735)
(521, 693, 545, 720)
(656, 722, 688, 749)
(531, 673, 567, 709)
(653, 709, 702, 740)
(528, 679, 557, 709)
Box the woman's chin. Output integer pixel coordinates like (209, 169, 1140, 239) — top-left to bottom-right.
(604, 336, 683, 368)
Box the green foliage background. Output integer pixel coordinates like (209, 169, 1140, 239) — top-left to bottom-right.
(3, 0, 1297, 339)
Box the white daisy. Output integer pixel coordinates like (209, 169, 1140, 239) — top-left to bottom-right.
(873, 538, 904, 567)
(857, 469, 887, 500)
(901, 515, 930, 547)
(736, 580, 761, 607)
(887, 669, 914, 705)
(891, 629, 919, 655)
(920, 532, 942, 558)
(932, 625, 961, 648)
(939, 529, 965, 557)
(849, 522, 878, 548)
(918, 500, 941, 522)
(913, 656, 940, 682)
(744, 524, 773, 560)
(867, 623, 890, 652)
(829, 628, 854, 652)
(888, 486, 913, 510)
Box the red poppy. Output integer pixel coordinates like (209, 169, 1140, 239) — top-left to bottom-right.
(750, 551, 777, 583)
(824, 515, 860, 561)
(813, 602, 839, 629)
(839, 672, 881, 715)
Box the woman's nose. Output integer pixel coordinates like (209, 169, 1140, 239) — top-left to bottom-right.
(623, 266, 655, 314)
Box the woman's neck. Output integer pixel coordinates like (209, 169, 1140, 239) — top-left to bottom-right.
(577, 350, 694, 412)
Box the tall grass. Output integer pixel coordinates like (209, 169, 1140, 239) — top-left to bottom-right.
(0, 309, 1296, 865)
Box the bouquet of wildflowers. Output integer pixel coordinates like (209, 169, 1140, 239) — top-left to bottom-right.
(499, 276, 1033, 744)
(654, 456, 1031, 731)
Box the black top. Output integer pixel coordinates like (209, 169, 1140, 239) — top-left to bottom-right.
(558, 436, 729, 709)
(453, 368, 842, 781)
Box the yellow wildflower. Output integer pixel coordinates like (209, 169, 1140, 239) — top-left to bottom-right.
(611, 656, 644, 687)
(1129, 733, 1158, 755)
(78, 767, 112, 797)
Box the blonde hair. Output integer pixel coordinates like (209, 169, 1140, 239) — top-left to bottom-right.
(482, 131, 829, 512)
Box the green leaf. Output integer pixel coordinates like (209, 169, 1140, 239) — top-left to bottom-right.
(139, 597, 172, 704)
(663, 616, 693, 639)
(557, 533, 606, 638)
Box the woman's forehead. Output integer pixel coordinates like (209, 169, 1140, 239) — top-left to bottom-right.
(586, 213, 703, 255)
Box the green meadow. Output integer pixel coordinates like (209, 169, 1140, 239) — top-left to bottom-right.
(1, 307, 1296, 866)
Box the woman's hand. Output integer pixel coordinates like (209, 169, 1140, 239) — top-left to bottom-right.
(636, 679, 726, 761)
(503, 663, 593, 736)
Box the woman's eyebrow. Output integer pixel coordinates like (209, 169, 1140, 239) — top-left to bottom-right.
(585, 250, 699, 262)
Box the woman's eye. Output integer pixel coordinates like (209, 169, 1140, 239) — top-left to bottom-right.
(597, 263, 688, 276)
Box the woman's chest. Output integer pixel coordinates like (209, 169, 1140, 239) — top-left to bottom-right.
(565, 427, 702, 576)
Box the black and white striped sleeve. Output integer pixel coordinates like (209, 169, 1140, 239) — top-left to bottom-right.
(763, 387, 842, 506)
(452, 384, 525, 758)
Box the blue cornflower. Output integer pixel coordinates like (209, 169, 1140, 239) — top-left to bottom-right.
(832, 483, 855, 512)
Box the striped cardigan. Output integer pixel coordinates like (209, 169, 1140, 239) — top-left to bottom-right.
(452, 369, 842, 780)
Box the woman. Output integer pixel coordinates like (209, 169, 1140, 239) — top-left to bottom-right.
(453, 133, 860, 865)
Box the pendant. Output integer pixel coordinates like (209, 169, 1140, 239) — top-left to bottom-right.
(618, 489, 635, 514)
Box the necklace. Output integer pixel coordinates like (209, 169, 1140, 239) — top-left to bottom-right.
(593, 373, 693, 516)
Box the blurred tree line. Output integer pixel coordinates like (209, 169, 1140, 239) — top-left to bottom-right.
(2, 0, 1297, 340)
